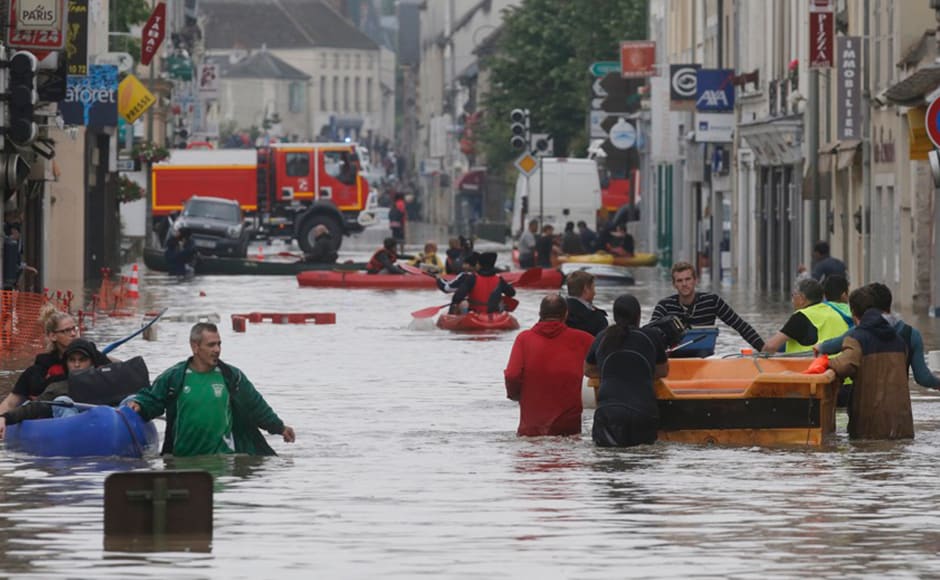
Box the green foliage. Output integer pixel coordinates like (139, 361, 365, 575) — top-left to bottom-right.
(109, 0, 151, 56)
(480, 0, 648, 175)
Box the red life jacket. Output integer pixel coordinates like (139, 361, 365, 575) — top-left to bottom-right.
(468, 274, 501, 313)
(366, 248, 397, 273)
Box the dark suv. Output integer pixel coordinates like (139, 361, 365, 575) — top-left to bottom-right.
(174, 196, 250, 258)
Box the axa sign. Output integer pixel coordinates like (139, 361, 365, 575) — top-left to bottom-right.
(695, 69, 736, 112)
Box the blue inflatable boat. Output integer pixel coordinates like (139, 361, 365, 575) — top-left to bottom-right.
(4, 405, 159, 458)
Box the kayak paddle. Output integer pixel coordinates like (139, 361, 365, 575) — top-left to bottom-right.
(411, 304, 450, 319)
(102, 307, 168, 355)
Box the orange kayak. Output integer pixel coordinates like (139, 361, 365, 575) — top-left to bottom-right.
(436, 312, 520, 331)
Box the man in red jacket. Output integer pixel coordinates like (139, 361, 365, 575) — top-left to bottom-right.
(504, 294, 595, 436)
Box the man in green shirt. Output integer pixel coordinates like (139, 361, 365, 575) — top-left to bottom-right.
(128, 322, 295, 456)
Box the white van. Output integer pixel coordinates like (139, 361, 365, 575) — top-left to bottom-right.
(511, 158, 602, 237)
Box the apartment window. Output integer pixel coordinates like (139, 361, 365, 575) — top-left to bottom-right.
(332, 76, 339, 110)
(289, 82, 304, 114)
(320, 76, 327, 111)
(345, 54, 351, 69)
(343, 77, 350, 111)
(367, 55, 373, 68)
(873, 0, 881, 90)
(320, 53, 327, 68)
(366, 78, 373, 113)
(354, 78, 361, 112)
(355, 54, 360, 69)
(334, 53, 340, 69)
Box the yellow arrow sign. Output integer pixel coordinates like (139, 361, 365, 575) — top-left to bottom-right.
(118, 74, 156, 124)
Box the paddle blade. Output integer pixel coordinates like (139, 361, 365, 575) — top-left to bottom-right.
(399, 263, 425, 276)
(803, 354, 830, 374)
(502, 296, 520, 312)
(515, 267, 542, 287)
(411, 304, 449, 318)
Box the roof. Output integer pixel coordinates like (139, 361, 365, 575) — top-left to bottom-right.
(200, 0, 379, 51)
(898, 30, 935, 69)
(884, 65, 940, 107)
(225, 50, 310, 80)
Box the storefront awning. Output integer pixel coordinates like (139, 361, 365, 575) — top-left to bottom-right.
(884, 65, 940, 107)
(817, 140, 861, 173)
(738, 114, 803, 167)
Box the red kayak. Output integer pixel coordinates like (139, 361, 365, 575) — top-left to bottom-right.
(436, 312, 520, 331)
(296, 269, 562, 290)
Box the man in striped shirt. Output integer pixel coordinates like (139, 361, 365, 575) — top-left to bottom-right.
(649, 262, 765, 351)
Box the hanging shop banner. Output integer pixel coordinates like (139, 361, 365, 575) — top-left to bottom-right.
(118, 74, 156, 123)
(60, 64, 118, 127)
(836, 36, 862, 140)
(66, 0, 88, 76)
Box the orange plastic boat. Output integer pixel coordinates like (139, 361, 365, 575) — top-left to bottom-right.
(585, 357, 839, 446)
(436, 312, 520, 332)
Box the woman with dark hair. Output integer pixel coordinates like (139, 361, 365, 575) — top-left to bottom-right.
(585, 294, 669, 447)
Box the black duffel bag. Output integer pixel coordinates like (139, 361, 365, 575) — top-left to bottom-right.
(68, 356, 151, 406)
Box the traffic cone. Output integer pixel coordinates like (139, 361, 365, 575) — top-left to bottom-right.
(256, 244, 264, 260)
(127, 263, 140, 300)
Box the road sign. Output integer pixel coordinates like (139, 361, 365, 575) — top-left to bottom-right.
(592, 77, 607, 97)
(118, 74, 156, 123)
(7, 0, 68, 52)
(589, 61, 619, 77)
(514, 152, 538, 177)
(925, 97, 940, 149)
(140, 2, 166, 66)
(608, 119, 637, 150)
(116, 158, 136, 172)
(620, 41, 656, 78)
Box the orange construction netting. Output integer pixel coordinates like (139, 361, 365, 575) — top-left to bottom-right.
(0, 290, 49, 355)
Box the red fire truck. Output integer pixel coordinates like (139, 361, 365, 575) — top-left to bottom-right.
(151, 142, 369, 251)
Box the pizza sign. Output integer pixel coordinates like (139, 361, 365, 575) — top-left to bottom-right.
(7, 0, 68, 51)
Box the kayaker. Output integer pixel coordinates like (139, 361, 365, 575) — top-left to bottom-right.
(436, 251, 479, 295)
(810, 240, 847, 283)
(0, 339, 115, 436)
(650, 261, 765, 352)
(586, 294, 669, 448)
(561, 221, 585, 255)
(127, 322, 295, 456)
(0, 305, 107, 415)
(444, 237, 465, 274)
(448, 252, 515, 314)
(504, 294, 594, 436)
(762, 278, 849, 354)
(165, 227, 197, 279)
(577, 220, 597, 253)
(366, 237, 406, 274)
(409, 241, 445, 275)
(302, 225, 338, 264)
(827, 287, 913, 440)
(564, 270, 608, 336)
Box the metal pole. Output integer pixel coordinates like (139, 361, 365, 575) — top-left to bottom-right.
(861, 0, 872, 282)
(144, 0, 156, 249)
(538, 155, 544, 226)
(809, 68, 820, 247)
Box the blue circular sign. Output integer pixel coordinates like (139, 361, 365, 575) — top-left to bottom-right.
(608, 119, 636, 150)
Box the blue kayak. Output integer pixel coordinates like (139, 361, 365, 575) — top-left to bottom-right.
(5, 406, 159, 458)
(670, 327, 720, 358)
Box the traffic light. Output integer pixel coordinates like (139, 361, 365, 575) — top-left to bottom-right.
(509, 108, 529, 150)
(7, 51, 39, 148)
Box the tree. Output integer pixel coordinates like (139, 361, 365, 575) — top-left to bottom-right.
(109, 0, 151, 55)
(479, 0, 647, 171)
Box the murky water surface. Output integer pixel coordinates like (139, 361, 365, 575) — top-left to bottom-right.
(2, 244, 940, 578)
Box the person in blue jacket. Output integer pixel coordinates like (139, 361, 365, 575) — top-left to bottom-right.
(164, 227, 197, 279)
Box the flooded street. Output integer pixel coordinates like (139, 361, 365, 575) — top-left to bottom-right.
(2, 242, 940, 578)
